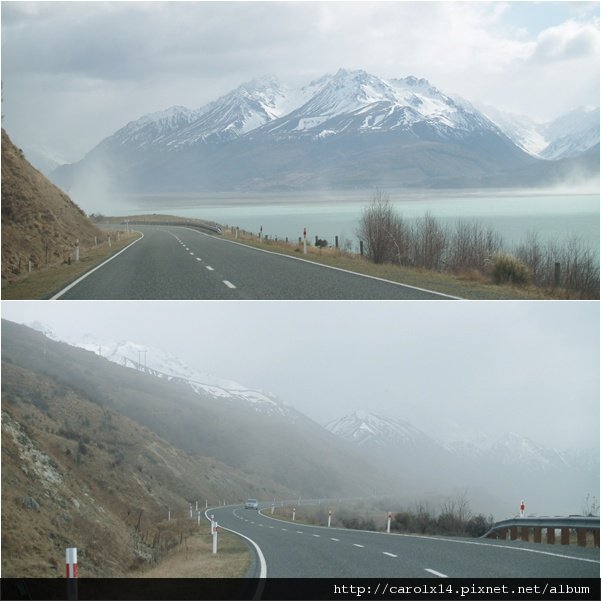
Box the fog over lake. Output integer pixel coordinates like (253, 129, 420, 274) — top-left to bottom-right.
(112, 189, 600, 256)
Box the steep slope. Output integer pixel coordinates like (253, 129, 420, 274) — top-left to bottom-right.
(1, 129, 101, 281)
(1, 320, 396, 501)
(2, 360, 281, 577)
(27, 322, 305, 420)
(480, 104, 600, 160)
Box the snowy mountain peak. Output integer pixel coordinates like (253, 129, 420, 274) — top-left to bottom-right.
(325, 410, 435, 449)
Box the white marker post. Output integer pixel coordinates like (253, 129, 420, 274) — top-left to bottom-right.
(66, 547, 78, 601)
(75, 240, 80, 263)
(197, 511, 201, 526)
(196, 501, 198, 512)
(168, 509, 171, 521)
(271, 499, 275, 515)
(303, 228, 307, 255)
(387, 512, 392, 534)
(66, 547, 77, 578)
(292, 507, 296, 521)
(328, 510, 332, 528)
(520, 500, 525, 518)
(189, 504, 193, 518)
(108, 235, 112, 248)
(205, 499, 208, 508)
(210, 514, 215, 535)
(212, 522, 219, 554)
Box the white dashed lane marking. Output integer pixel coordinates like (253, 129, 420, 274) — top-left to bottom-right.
(353, 544, 365, 548)
(425, 569, 448, 578)
(206, 266, 215, 271)
(383, 552, 398, 558)
(223, 280, 236, 289)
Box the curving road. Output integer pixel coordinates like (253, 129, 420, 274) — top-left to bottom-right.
(208, 505, 600, 579)
(52, 225, 459, 300)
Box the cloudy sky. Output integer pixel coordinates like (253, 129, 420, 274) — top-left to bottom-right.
(1, 1, 599, 162)
(2, 301, 598, 450)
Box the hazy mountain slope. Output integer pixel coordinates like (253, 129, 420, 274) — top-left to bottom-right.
(1, 320, 396, 501)
(2, 360, 281, 577)
(480, 105, 600, 160)
(326, 411, 599, 517)
(1, 129, 101, 281)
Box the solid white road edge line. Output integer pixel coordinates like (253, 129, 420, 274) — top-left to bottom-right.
(50, 233, 144, 299)
(204, 508, 267, 579)
(176, 226, 462, 300)
(257, 508, 598, 564)
(425, 568, 448, 577)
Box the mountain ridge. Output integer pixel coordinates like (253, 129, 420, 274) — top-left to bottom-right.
(49, 68, 599, 197)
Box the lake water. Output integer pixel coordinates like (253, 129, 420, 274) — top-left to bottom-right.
(116, 189, 600, 257)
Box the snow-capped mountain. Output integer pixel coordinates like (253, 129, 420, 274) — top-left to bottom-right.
(259, 70, 502, 141)
(26, 323, 294, 419)
(540, 106, 600, 160)
(54, 68, 561, 196)
(326, 410, 590, 475)
(480, 104, 600, 160)
(325, 410, 440, 450)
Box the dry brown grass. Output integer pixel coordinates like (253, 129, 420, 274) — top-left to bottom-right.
(139, 529, 249, 577)
(221, 230, 552, 299)
(1, 129, 103, 281)
(1, 232, 141, 299)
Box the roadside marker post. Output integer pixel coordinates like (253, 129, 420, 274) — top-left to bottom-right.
(292, 507, 296, 521)
(66, 547, 77, 578)
(303, 228, 307, 255)
(328, 510, 332, 528)
(387, 512, 392, 533)
(210, 514, 215, 535)
(197, 511, 201, 526)
(212, 522, 219, 554)
(520, 500, 525, 518)
(66, 547, 78, 601)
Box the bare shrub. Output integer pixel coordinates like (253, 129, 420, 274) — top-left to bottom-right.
(447, 220, 503, 274)
(357, 190, 407, 264)
(411, 213, 447, 270)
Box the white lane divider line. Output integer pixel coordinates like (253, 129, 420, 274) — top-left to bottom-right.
(206, 266, 215, 271)
(223, 280, 236, 289)
(296, 531, 303, 534)
(383, 552, 398, 558)
(330, 538, 340, 542)
(312, 534, 321, 538)
(425, 569, 448, 578)
(196, 257, 202, 261)
(281, 528, 288, 531)
(353, 544, 365, 548)
(269, 526, 274, 529)
(189, 252, 194, 256)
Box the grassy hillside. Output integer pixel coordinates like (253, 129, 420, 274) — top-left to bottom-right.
(1, 358, 281, 577)
(1, 129, 102, 281)
(1, 320, 403, 575)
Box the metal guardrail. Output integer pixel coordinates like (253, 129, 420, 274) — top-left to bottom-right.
(127, 219, 223, 234)
(483, 515, 600, 547)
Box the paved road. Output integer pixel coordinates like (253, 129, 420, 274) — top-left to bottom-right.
(54, 225, 459, 300)
(208, 505, 600, 578)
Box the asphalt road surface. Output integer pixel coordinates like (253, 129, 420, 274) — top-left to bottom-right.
(53, 225, 459, 300)
(208, 505, 600, 579)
